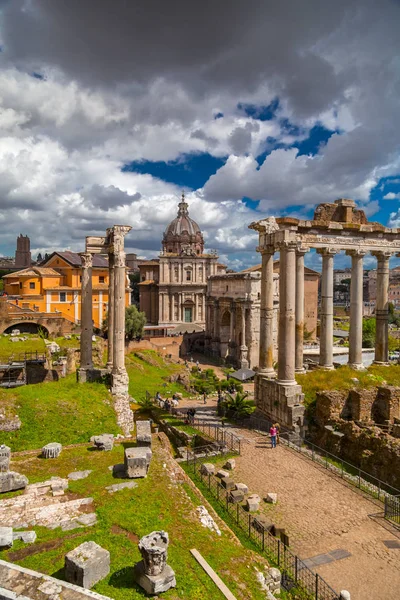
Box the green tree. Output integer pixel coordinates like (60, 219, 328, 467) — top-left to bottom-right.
(129, 271, 140, 306)
(222, 391, 255, 419)
(362, 317, 376, 348)
(125, 305, 146, 340)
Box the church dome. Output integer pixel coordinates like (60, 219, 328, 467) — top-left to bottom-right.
(162, 193, 204, 255)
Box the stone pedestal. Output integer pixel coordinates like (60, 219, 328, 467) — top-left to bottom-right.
(133, 531, 176, 595)
(125, 447, 152, 478)
(42, 442, 62, 458)
(136, 420, 152, 447)
(92, 434, 114, 451)
(65, 541, 110, 588)
(255, 376, 305, 433)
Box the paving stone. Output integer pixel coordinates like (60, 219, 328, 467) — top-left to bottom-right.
(229, 489, 244, 503)
(265, 492, 278, 504)
(68, 470, 92, 481)
(106, 481, 138, 493)
(76, 513, 97, 526)
(200, 463, 215, 476)
(235, 483, 248, 494)
(0, 526, 13, 548)
(329, 548, 352, 560)
(13, 531, 37, 543)
(221, 477, 235, 490)
(383, 540, 400, 549)
(310, 554, 335, 566)
(223, 458, 236, 470)
(216, 469, 229, 479)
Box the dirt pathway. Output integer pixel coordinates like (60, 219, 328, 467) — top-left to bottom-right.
(180, 395, 400, 600)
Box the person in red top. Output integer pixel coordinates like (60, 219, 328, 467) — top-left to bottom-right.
(270, 425, 277, 448)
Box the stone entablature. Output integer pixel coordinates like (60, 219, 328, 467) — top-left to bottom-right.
(249, 199, 400, 431)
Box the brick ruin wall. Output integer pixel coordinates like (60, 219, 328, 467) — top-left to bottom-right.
(310, 386, 400, 489)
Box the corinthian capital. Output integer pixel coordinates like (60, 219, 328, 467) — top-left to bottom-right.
(79, 252, 93, 268)
(345, 248, 366, 258)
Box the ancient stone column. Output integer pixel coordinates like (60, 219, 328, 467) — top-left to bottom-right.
(106, 252, 115, 370)
(213, 300, 220, 340)
(277, 241, 297, 384)
(347, 249, 366, 369)
(295, 248, 308, 373)
(79, 252, 93, 370)
(239, 304, 249, 368)
(259, 247, 276, 377)
(111, 225, 132, 395)
(372, 251, 391, 365)
(318, 248, 336, 370)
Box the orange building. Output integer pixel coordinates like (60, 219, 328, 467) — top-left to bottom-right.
(3, 251, 130, 330)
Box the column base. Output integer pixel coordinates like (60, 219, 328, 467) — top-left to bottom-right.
(258, 368, 277, 379)
(276, 378, 297, 386)
(317, 364, 335, 371)
(348, 362, 366, 371)
(295, 367, 307, 374)
(372, 360, 390, 366)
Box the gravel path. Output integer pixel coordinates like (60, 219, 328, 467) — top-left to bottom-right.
(180, 398, 400, 600)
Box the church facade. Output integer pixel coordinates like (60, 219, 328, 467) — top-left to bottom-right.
(139, 195, 226, 330)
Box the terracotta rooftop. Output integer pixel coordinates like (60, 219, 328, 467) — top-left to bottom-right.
(3, 267, 60, 278)
(43, 251, 109, 268)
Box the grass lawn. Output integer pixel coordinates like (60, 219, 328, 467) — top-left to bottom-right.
(1, 440, 268, 600)
(297, 363, 400, 407)
(0, 374, 120, 451)
(126, 350, 187, 402)
(0, 334, 46, 362)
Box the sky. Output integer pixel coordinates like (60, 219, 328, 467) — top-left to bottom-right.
(0, 0, 400, 272)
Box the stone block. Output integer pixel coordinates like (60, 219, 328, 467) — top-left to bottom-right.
(65, 541, 110, 588)
(91, 434, 114, 451)
(136, 420, 152, 447)
(235, 482, 248, 494)
(124, 447, 152, 478)
(265, 492, 278, 504)
(0, 444, 11, 472)
(252, 516, 275, 533)
(265, 567, 281, 594)
(0, 526, 13, 548)
(221, 477, 235, 490)
(229, 489, 244, 503)
(223, 458, 236, 470)
(248, 493, 261, 503)
(200, 463, 215, 476)
(246, 497, 259, 512)
(216, 469, 229, 479)
(133, 561, 176, 594)
(13, 531, 37, 543)
(106, 481, 138, 493)
(68, 470, 92, 481)
(0, 471, 28, 493)
(41, 442, 62, 459)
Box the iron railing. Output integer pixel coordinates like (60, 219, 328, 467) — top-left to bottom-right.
(186, 452, 340, 600)
(384, 495, 400, 526)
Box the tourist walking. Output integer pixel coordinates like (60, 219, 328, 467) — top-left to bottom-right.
(203, 391, 207, 404)
(270, 424, 277, 448)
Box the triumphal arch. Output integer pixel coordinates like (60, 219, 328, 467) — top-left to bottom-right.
(250, 198, 400, 432)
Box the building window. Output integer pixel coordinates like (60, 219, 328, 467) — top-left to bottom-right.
(29, 282, 35, 290)
(19, 282, 22, 289)
(99, 276, 105, 283)
(186, 270, 192, 281)
(80, 276, 82, 283)
(59, 292, 66, 302)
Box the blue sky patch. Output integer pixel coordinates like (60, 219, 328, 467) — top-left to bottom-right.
(122, 152, 227, 190)
(238, 98, 279, 121)
(294, 124, 335, 156)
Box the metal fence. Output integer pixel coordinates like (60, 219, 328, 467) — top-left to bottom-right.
(186, 452, 340, 600)
(171, 408, 242, 455)
(384, 495, 400, 525)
